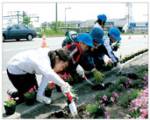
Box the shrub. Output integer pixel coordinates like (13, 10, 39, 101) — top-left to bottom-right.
(120, 49, 148, 63)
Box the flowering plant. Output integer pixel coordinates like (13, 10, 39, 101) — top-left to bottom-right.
(4, 97, 16, 107)
(24, 85, 36, 99)
(58, 72, 72, 81)
(4, 97, 16, 115)
(110, 92, 119, 103)
(129, 87, 148, 118)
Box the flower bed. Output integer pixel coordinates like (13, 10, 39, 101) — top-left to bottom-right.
(83, 65, 148, 119)
(47, 51, 148, 119)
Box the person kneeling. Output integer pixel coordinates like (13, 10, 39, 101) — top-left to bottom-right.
(6, 48, 72, 105)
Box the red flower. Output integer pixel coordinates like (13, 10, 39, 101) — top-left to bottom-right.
(28, 85, 36, 93)
(140, 109, 148, 118)
(48, 82, 55, 89)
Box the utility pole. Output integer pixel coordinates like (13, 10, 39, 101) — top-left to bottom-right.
(126, 2, 133, 26)
(64, 7, 71, 27)
(16, 11, 20, 24)
(55, 2, 58, 31)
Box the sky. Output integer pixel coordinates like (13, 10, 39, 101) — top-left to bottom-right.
(2, 2, 148, 27)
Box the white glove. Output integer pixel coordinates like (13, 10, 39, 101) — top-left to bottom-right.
(36, 95, 52, 104)
(61, 82, 71, 96)
(76, 65, 85, 77)
(103, 55, 112, 65)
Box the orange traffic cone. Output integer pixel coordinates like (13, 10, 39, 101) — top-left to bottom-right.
(128, 35, 131, 39)
(41, 35, 48, 48)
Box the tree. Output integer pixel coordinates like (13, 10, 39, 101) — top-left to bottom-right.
(50, 21, 65, 31)
(23, 16, 31, 26)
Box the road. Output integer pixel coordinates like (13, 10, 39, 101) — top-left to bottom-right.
(2, 35, 148, 103)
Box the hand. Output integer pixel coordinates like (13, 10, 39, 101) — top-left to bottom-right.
(76, 65, 85, 78)
(103, 55, 112, 66)
(61, 82, 71, 96)
(112, 42, 120, 51)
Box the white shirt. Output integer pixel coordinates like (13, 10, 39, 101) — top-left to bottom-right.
(103, 37, 118, 63)
(93, 23, 103, 30)
(7, 48, 51, 75)
(7, 48, 66, 96)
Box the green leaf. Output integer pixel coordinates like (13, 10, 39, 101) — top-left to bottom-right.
(24, 92, 36, 99)
(86, 103, 99, 114)
(93, 70, 105, 84)
(4, 99, 16, 107)
(129, 108, 140, 118)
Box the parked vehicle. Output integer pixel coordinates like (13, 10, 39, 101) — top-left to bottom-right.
(3, 24, 37, 42)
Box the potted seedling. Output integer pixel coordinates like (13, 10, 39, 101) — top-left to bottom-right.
(92, 71, 105, 90)
(93, 70, 104, 84)
(45, 84, 53, 97)
(24, 86, 36, 105)
(4, 98, 16, 115)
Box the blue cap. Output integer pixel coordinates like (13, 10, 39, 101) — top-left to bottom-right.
(108, 27, 121, 41)
(97, 14, 107, 22)
(77, 33, 93, 47)
(90, 27, 104, 44)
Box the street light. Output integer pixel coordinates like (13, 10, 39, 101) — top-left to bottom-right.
(65, 7, 71, 27)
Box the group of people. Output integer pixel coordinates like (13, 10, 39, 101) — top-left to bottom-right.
(6, 14, 122, 116)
